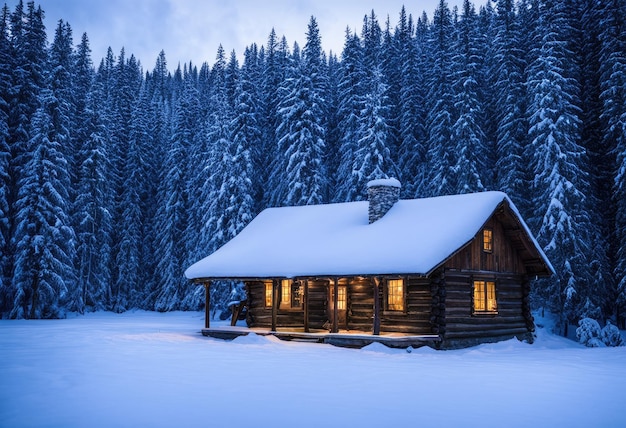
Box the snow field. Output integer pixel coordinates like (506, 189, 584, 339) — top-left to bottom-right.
(1, 311, 624, 428)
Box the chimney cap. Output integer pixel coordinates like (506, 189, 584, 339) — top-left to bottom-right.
(366, 177, 401, 189)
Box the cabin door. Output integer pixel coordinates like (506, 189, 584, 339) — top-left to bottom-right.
(328, 283, 347, 329)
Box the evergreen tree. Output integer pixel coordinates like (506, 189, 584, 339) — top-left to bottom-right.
(575, 0, 614, 324)
(334, 29, 365, 202)
(450, 0, 486, 194)
(525, 0, 594, 334)
(493, 0, 528, 209)
(598, 0, 626, 326)
(154, 74, 192, 312)
(47, 20, 82, 311)
(272, 17, 327, 206)
(351, 65, 397, 191)
(11, 86, 76, 319)
(105, 50, 143, 311)
(259, 29, 287, 207)
(425, 0, 456, 196)
(0, 5, 11, 311)
(73, 77, 113, 313)
(397, 10, 428, 198)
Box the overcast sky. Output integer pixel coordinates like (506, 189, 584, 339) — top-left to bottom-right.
(26, 0, 466, 71)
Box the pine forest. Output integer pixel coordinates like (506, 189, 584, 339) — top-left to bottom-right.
(0, 0, 625, 337)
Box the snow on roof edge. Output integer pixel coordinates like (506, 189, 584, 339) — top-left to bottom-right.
(366, 177, 401, 188)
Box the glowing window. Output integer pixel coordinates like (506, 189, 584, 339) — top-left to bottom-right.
(337, 286, 346, 310)
(331, 285, 347, 311)
(473, 280, 497, 313)
(280, 279, 291, 309)
(291, 282, 303, 308)
(264, 282, 273, 308)
(483, 229, 493, 252)
(280, 280, 302, 309)
(387, 279, 404, 311)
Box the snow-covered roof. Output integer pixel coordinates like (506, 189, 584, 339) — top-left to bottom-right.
(185, 191, 553, 280)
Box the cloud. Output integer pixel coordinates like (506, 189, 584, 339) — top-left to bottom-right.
(31, 0, 465, 71)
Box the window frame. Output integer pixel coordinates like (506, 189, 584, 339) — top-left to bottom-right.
(280, 279, 303, 310)
(472, 279, 498, 315)
(264, 281, 273, 308)
(482, 228, 493, 253)
(385, 278, 405, 312)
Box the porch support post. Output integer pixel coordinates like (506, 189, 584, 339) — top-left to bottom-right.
(303, 280, 309, 333)
(271, 279, 278, 332)
(332, 277, 339, 333)
(373, 277, 381, 335)
(204, 281, 211, 329)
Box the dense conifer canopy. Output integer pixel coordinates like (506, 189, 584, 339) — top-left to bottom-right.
(1, 0, 625, 333)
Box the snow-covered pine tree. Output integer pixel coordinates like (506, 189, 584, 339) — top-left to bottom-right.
(334, 28, 365, 202)
(0, 5, 12, 312)
(11, 85, 77, 319)
(425, 0, 456, 197)
(351, 65, 397, 188)
(397, 9, 429, 199)
(111, 68, 148, 313)
(525, 0, 594, 335)
(73, 76, 113, 313)
(153, 72, 193, 312)
(492, 0, 529, 210)
(221, 57, 258, 243)
(273, 17, 328, 206)
(380, 14, 401, 165)
(5, 2, 48, 313)
(575, 0, 614, 325)
(449, 0, 487, 194)
(140, 52, 174, 310)
(598, 0, 626, 326)
(46, 20, 85, 312)
(324, 51, 342, 197)
(258, 29, 284, 207)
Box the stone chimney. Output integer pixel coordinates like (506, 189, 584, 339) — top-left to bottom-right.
(367, 178, 401, 224)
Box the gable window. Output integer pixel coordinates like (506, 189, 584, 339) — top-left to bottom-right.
(473, 280, 497, 313)
(264, 282, 273, 308)
(483, 228, 493, 253)
(387, 279, 404, 311)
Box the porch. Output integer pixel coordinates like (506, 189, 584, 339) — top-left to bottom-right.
(200, 325, 441, 349)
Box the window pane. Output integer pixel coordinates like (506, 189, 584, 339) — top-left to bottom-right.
(474, 281, 486, 311)
(265, 282, 272, 307)
(483, 229, 493, 252)
(291, 283, 302, 308)
(337, 286, 346, 310)
(474, 280, 497, 313)
(281, 280, 290, 309)
(388, 279, 404, 311)
(487, 281, 497, 311)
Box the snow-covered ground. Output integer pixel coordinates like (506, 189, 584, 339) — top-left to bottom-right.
(1, 311, 624, 428)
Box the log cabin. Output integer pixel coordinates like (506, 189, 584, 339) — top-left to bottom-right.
(185, 179, 554, 349)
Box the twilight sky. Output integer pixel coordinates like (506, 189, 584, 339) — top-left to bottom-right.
(28, 0, 466, 71)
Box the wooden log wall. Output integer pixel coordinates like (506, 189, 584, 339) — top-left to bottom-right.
(245, 280, 328, 329)
(441, 270, 531, 343)
(379, 277, 434, 335)
(247, 277, 438, 335)
(445, 217, 526, 274)
(346, 277, 374, 332)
